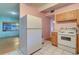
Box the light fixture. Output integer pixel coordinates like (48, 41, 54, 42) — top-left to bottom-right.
(16, 23, 19, 26)
(8, 11, 17, 15)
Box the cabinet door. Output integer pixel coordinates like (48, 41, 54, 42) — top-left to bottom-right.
(77, 35, 79, 53)
(77, 10, 79, 25)
(56, 10, 77, 21)
(51, 32, 58, 46)
(65, 10, 77, 21)
(56, 13, 64, 21)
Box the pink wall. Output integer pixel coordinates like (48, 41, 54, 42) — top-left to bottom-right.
(42, 18, 50, 40)
(20, 3, 50, 40)
(54, 4, 79, 32)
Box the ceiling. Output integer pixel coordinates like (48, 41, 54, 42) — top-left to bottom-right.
(0, 3, 19, 19)
(26, 3, 73, 13)
(42, 3, 73, 13)
(26, 3, 48, 7)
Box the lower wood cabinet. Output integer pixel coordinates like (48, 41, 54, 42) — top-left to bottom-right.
(51, 32, 58, 46)
(77, 34, 79, 54)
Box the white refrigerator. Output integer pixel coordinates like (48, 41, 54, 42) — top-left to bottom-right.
(20, 15, 42, 55)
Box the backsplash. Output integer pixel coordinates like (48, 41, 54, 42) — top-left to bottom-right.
(55, 22, 77, 32)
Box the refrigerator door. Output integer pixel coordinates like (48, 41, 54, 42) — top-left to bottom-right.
(27, 29, 42, 54)
(27, 15, 42, 28)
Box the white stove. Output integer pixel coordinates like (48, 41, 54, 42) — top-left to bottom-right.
(58, 27, 77, 54)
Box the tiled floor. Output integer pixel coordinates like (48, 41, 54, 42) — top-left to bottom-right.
(33, 41, 73, 55)
(5, 40, 74, 55)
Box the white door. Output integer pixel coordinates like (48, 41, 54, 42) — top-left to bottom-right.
(27, 29, 42, 54)
(27, 15, 42, 28)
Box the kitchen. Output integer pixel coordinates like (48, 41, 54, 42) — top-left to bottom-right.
(19, 3, 79, 55)
(0, 3, 79, 55)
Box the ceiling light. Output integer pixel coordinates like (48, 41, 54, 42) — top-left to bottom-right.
(8, 11, 17, 15)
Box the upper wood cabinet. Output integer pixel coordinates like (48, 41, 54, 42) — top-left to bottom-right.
(55, 13, 64, 21)
(77, 10, 79, 25)
(56, 10, 77, 21)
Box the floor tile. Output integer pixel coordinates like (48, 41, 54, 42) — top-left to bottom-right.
(5, 40, 74, 55)
(33, 40, 73, 55)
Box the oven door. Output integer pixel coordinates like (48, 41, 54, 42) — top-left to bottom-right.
(58, 34, 76, 48)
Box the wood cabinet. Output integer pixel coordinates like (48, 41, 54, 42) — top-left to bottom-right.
(55, 13, 64, 21)
(77, 34, 79, 54)
(77, 10, 79, 25)
(51, 32, 58, 46)
(56, 10, 77, 21)
(64, 10, 77, 21)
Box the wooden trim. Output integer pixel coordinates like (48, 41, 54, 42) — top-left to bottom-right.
(56, 20, 77, 23)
